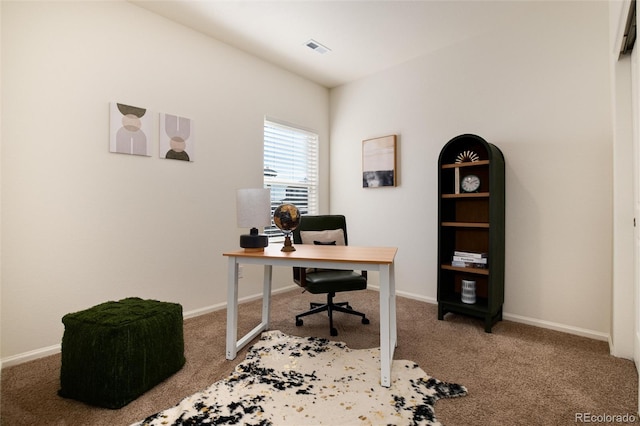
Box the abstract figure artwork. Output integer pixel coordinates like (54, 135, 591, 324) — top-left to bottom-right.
(160, 113, 194, 162)
(362, 134, 397, 188)
(110, 102, 151, 156)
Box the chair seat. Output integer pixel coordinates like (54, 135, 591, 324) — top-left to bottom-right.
(304, 270, 367, 294)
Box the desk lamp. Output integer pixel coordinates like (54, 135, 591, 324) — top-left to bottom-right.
(236, 188, 271, 252)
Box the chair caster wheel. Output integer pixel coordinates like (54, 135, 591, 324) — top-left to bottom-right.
(296, 318, 303, 327)
(330, 328, 338, 336)
(362, 318, 370, 325)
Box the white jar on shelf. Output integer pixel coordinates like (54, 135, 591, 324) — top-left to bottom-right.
(461, 280, 476, 304)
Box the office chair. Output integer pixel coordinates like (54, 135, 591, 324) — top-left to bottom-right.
(292, 215, 369, 336)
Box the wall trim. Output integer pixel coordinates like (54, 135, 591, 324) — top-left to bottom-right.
(501, 312, 609, 342)
(2, 285, 610, 368)
(386, 286, 610, 342)
(182, 285, 299, 320)
(1, 285, 299, 369)
(1, 344, 62, 369)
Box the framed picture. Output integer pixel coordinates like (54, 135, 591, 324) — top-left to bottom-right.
(109, 102, 152, 156)
(160, 113, 195, 162)
(362, 135, 397, 188)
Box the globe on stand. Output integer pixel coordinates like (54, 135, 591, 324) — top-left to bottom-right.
(273, 204, 301, 252)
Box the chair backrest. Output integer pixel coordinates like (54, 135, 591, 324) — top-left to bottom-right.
(292, 215, 349, 246)
(292, 215, 349, 285)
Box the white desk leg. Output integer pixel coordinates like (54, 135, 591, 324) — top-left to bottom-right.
(389, 262, 397, 349)
(262, 265, 273, 329)
(226, 257, 239, 360)
(379, 263, 392, 387)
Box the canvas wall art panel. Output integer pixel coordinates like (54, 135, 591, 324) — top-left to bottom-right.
(160, 113, 194, 162)
(362, 135, 397, 187)
(110, 102, 152, 156)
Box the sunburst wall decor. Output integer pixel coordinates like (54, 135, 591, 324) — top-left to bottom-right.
(455, 150, 480, 163)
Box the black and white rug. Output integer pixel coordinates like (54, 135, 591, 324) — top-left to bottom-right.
(133, 330, 467, 426)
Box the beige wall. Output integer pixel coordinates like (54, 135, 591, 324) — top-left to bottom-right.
(329, 1, 613, 338)
(0, 0, 621, 365)
(1, 1, 329, 363)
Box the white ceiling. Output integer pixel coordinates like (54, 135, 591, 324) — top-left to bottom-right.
(131, 1, 526, 88)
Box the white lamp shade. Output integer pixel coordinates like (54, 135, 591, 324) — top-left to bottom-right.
(236, 188, 271, 228)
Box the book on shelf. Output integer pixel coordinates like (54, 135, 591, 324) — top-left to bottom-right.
(451, 250, 488, 269)
(451, 260, 487, 269)
(453, 250, 487, 259)
(453, 255, 487, 264)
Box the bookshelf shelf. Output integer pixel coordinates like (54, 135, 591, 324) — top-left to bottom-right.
(440, 264, 490, 275)
(437, 134, 505, 332)
(441, 222, 490, 228)
(441, 160, 490, 169)
(441, 192, 490, 199)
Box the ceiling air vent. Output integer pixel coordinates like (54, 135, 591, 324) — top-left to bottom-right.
(305, 39, 331, 54)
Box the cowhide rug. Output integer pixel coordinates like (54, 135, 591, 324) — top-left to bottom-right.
(133, 330, 467, 426)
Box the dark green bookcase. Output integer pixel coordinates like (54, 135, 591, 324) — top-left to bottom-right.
(437, 134, 505, 332)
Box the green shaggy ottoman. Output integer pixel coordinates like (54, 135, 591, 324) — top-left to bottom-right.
(58, 297, 185, 409)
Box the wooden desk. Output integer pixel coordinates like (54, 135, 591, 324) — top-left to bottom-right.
(223, 244, 398, 387)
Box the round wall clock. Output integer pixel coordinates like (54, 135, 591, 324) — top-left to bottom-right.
(461, 174, 481, 193)
(455, 150, 480, 163)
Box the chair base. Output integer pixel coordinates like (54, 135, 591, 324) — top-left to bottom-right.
(295, 292, 369, 336)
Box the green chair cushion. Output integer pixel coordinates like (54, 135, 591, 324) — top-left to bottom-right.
(304, 270, 367, 294)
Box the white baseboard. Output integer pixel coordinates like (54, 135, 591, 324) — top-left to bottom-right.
(2, 284, 610, 368)
(393, 288, 438, 304)
(381, 287, 610, 342)
(502, 312, 609, 342)
(182, 285, 299, 319)
(1, 344, 62, 369)
(1, 285, 300, 369)
(609, 334, 635, 360)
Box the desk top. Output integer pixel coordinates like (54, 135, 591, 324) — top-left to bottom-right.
(223, 244, 397, 265)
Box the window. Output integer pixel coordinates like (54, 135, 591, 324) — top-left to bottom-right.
(263, 118, 318, 239)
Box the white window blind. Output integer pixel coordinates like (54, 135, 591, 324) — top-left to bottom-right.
(263, 119, 318, 239)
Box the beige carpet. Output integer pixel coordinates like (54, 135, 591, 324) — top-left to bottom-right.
(1, 289, 638, 425)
